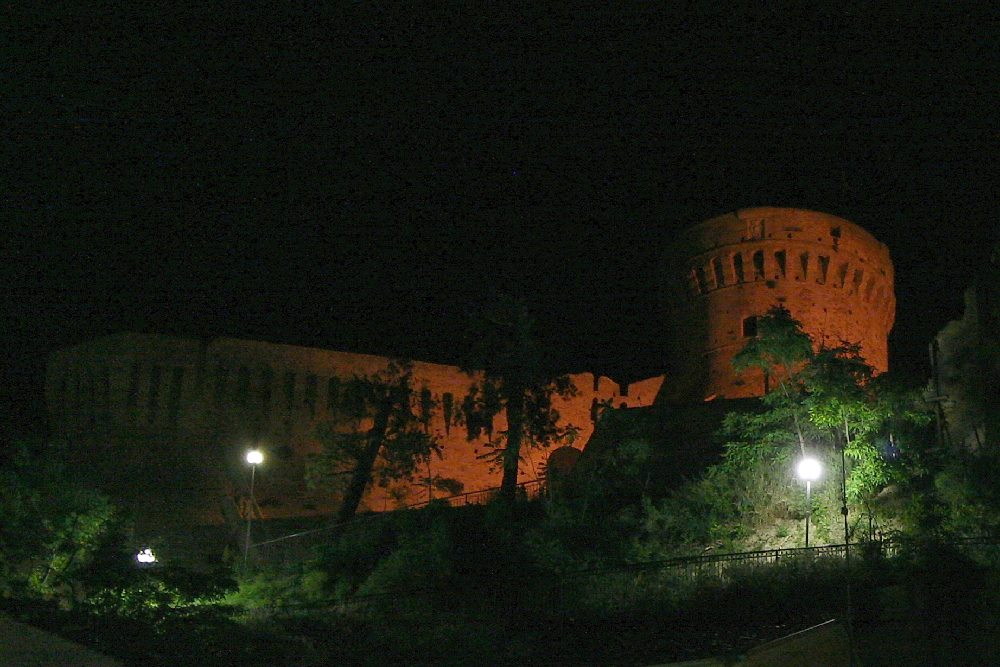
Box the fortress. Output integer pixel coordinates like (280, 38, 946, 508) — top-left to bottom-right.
(45, 207, 895, 526)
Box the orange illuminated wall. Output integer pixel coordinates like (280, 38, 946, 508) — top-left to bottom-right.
(663, 207, 895, 400)
(45, 334, 655, 523)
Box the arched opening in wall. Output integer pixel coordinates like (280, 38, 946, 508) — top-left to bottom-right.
(852, 269, 864, 295)
(864, 278, 876, 302)
(742, 316, 758, 338)
(732, 253, 745, 282)
(712, 256, 726, 287)
(817, 256, 830, 284)
(695, 266, 708, 293)
(799, 252, 809, 280)
(837, 263, 850, 288)
(752, 250, 765, 280)
(774, 250, 787, 278)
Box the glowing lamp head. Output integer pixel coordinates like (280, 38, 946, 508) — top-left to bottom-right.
(136, 547, 156, 564)
(796, 457, 822, 482)
(245, 449, 264, 466)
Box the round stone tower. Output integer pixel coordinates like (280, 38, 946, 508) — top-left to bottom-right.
(663, 207, 895, 401)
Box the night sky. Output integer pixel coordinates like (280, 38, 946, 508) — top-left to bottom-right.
(4, 6, 998, 443)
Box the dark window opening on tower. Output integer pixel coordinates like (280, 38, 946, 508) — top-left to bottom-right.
(743, 316, 758, 337)
(712, 256, 725, 287)
(837, 263, 850, 288)
(695, 266, 708, 293)
(752, 250, 765, 279)
(733, 253, 745, 282)
(304, 374, 317, 418)
(774, 250, 786, 278)
(818, 256, 830, 284)
(799, 252, 809, 280)
(852, 269, 864, 294)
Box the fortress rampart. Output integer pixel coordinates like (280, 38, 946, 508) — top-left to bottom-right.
(46, 334, 652, 523)
(664, 207, 895, 400)
(44, 207, 896, 524)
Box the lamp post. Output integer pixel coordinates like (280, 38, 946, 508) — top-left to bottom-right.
(796, 456, 822, 548)
(243, 449, 263, 569)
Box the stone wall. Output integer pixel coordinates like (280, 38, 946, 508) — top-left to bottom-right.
(664, 207, 895, 400)
(46, 334, 655, 524)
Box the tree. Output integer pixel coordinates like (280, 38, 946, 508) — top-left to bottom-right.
(712, 313, 932, 546)
(462, 296, 577, 506)
(732, 305, 814, 456)
(308, 361, 449, 524)
(0, 442, 116, 602)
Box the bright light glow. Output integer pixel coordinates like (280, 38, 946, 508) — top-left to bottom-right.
(245, 449, 263, 465)
(797, 457, 822, 482)
(136, 547, 156, 564)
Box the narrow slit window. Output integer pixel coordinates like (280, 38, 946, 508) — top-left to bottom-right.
(442, 392, 454, 434)
(732, 253, 745, 282)
(837, 263, 850, 288)
(752, 250, 765, 279)
(864, 278, 876, 302)
(818, 256, 830, 284)
(774, 250, 786, 278)
(799, 252, 809, 280)
(304, 374, 317, 418)
(695, 266, 708, 293)
(712, 256, 725, 287)
(852, 269, 864, 294)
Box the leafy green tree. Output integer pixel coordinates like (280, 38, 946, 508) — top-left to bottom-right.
(732, 305, 814, 456)
(0, 443, 116, 602)
(462, 296, 577, 506)
(308, 361, 449, 523)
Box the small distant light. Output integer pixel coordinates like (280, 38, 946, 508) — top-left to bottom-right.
(136, 548, 156, 564)
(246, 449, 263, 465)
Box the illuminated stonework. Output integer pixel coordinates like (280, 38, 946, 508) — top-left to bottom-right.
(46, 334, 656, 523)
(45, 207, 895, 523)
(664, 207, 895, 400)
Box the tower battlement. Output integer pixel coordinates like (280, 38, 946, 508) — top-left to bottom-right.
(664, 207, 895, 400)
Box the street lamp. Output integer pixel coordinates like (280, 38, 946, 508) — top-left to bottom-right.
(243, 449, 264, 569)
(796, 456, 822, 548)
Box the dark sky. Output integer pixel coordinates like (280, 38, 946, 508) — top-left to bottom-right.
(4, 6, 998, 441)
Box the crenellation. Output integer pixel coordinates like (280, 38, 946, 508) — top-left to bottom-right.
(665, 207, 895, 401)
